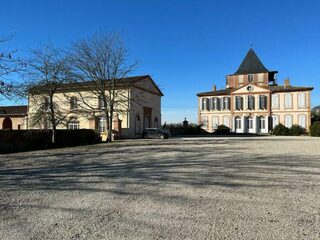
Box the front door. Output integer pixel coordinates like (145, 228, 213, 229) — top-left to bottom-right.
(2, 117, 12, 130)
(143, 107, 152, 129)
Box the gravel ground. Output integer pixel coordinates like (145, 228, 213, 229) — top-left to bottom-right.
(0, 136, 320, 240)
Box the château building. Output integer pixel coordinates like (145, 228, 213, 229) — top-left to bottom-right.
(197, 48, 313, 133)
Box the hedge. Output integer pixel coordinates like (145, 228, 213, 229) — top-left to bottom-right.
(0, 129, 101, 154)
(310, 121, 320, 137)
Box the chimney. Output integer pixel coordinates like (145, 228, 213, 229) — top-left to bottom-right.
(212, 84, 217, 92)
(284, 78, 290, 89)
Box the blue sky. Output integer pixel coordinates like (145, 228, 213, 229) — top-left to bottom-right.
(1, 0, 320, 123)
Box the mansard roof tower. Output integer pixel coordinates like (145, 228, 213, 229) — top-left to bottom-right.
(226, 48, 278, 89)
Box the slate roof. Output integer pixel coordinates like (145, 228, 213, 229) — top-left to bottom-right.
(197, 89, 231, 97)
(269, 85, 313, 93)
(0, 105, 28, 117)
(233, 48, 269, 75)
(197, 85, 313, 97)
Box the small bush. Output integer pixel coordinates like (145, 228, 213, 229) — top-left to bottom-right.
(289, 125, 305, 136)
(214, 125, 231, 135)
(272, 124, 290, 136)
(310, 121, 320, 137)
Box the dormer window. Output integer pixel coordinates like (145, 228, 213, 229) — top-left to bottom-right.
(248, 74, 254, 83)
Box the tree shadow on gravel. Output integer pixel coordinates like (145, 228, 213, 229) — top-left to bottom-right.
(0, 138, 319, 196)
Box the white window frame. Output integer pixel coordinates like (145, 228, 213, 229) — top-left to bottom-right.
(99, 116, 107, 133)
(272, 94, 279, 109)
(223, 116, 230, 127)
(202, 116, 208, 129)
(298, 114, 306, 128)
(68, 121, 79, 130)
(272, 115, 279, 128)
(284, 115, 293, 128)
(284, 93, 292, 109)
(235, 117, 241, 129)
(239, 75, 244, 84)
(248, 117, 253, 129)
(260, 117, 265, 129)
(258, 73, 264, 83)
(298, 92, 306, 108)
(212, 116, 219, 129)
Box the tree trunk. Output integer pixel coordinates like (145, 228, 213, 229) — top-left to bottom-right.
(51, 127, 56, 144)
(108, 110, 113, 142)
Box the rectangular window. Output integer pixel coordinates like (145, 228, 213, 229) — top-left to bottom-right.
(68, 121, 79, 130)
(212, 97, 219, 111)
(223, 116, 230, 127)
(248, 74, 254, 83)
(99, 96, 105, 110)
(99, 116, 106, 133)
(298, 93, 306, 108)
(212, 116, 219, 129)
(239, 75, 244, 84)
(258, 73, 264, 83)
(235, 117, 241, 129)
(70, 96, 78, 110)
(247, 96, 255, 110)
(259, 95, 267, 110)
(298, 115, 306, 128)
(272, 94, 279, 109)
(235, 96, 243, 110)
(285, 93, 292, 109)
(202, 98, 209, 111)
(272, 115, 279, 128)
(202, 116, 208, 129)
(285, 115, 293, 128)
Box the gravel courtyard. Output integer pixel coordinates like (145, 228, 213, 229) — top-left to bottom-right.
(0, 136, 320, 240)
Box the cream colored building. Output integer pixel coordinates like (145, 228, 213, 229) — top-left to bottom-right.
(197, 48, 313, 134)
(28, 75, 163, 139)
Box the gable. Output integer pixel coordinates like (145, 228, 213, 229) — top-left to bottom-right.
(132, 76, 164, 96)
(232, 84, 270, 95)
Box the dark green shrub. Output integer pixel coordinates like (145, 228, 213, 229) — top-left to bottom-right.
(0, 129, 101, 154)
(214, 125, 231, 135)
(165, 123, 204, 136)
(310, 121, 320, 137)
(272, 124, 290, 136)
(289, 125, 305, 136)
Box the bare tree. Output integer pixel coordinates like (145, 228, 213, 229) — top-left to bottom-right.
(70, 32, 137, 142)
(26, 44, 74, 144)
(0, 35, 24, 102)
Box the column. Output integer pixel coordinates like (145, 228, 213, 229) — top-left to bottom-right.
(253, 115, 256, 134)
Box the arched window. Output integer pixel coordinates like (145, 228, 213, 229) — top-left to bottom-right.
(154, 117, 159, 128)
(2, 117, 12, 130)
(135, 115, 141, 135)
(247, 117, 253, 129)
(144, 116, 150, 129)
(259, 116, 265, 129)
